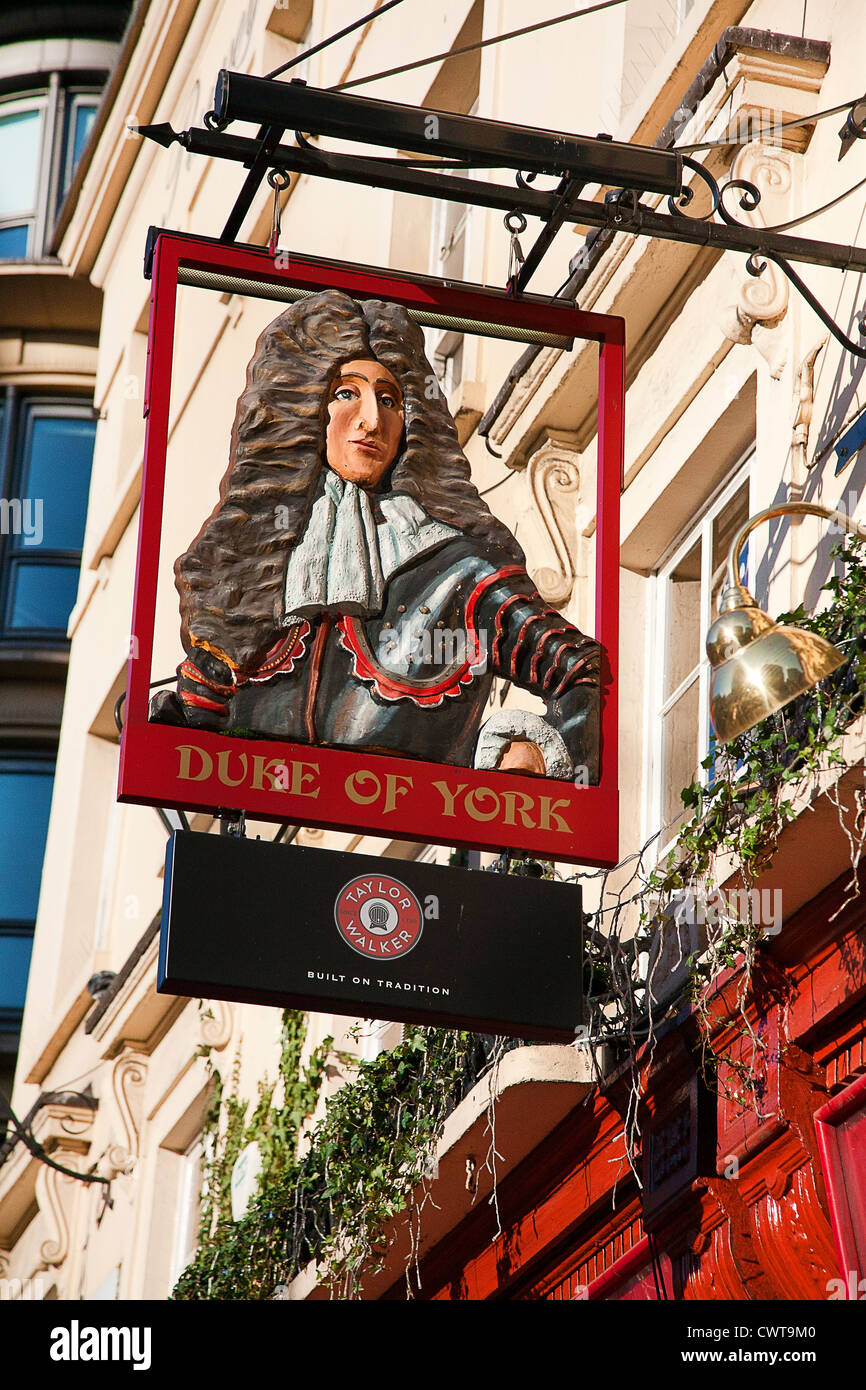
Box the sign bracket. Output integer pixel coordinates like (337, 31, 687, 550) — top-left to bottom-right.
(135, 75, 866, 356)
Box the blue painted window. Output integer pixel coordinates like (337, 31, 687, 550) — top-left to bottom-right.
(0, 759, 54, 1025)
(0, 81, 105, 260)
(0, 398, 96, 640)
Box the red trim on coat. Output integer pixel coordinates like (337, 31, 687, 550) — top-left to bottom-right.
(180, 660, 235, 696)
(304, 617, 332, 741)
(235, 621, 310, 686)
(490, 593, 527, 665)
(509, 608, 559, 679)
(529, 626, 570, 684)
(179, 691, 228, 714)
(339, 565, 526, 707)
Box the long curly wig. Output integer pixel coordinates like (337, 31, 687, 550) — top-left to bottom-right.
(176, 288, 524, 671)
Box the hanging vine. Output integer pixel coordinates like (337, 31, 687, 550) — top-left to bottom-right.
(175, 1022, 482, 1300)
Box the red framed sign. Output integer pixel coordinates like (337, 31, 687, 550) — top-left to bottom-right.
(118, 231, 622, 865)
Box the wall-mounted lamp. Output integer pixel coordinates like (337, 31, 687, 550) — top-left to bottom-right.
(707, 503, 866, 743)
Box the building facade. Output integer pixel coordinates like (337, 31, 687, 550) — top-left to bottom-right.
(0, 1, 134, 1124)
(0, 0, 864, 1302)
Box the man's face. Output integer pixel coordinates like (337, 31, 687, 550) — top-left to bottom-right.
(326, 358, 404, 488)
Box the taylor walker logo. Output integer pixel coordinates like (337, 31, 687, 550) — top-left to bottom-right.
(49, 1320, 152, 1371)
(335, 874, 423, 960)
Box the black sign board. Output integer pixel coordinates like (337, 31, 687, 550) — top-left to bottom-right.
(158, 833, 584, 1042)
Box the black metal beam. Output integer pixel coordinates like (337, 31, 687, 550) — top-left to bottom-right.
(212, 71, 682, 197)
(140, 121, 866, 279)
(145, 123, 866, 277)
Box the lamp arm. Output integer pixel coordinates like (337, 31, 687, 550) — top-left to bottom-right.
(727, 503, 866, 593)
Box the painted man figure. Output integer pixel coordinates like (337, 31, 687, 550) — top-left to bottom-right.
(152, 290, 601, 780)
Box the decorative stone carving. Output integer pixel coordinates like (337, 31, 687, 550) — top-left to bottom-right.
(199, 999, 234, 1053)
(36, 1164, 78, 1267)
(523, 434, 582, 607)
(489, 346, 563, 446)
(794, 340, 827, 471)
(719, 143, 794, 378)
(105, 1051, 147, 1178)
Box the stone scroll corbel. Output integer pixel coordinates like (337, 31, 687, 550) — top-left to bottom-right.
(104, 1050, 148, 1179)
(522, 433, 583, 608)
(719, 143, 794, 378)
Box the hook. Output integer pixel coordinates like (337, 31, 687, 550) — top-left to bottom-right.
(267, 168, 290, 257)
(504, 211, 527, 293)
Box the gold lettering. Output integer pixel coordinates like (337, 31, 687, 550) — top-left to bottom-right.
(432, 780, 466, 817)
(251, 755, 288, 791)
(345, 769, 380, 805)
(383, 773, 413, 815)
(216, 749, 248, 787)
(501, 790, 537, 828)
(465, 786, 500, 822)
(176, 744, 212, 781)
(290, 761, 320, 798)
(538, 797, 572, 833)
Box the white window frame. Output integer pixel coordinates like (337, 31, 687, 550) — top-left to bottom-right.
(426, 101, 477, 399)
(643, 453, 753, 853)
(168, 1138, 203, 1290)
(0, 92, 50, 256)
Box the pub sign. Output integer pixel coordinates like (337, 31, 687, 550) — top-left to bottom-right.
(160, 832, 585, 1042)
(118, 232, 623, 864)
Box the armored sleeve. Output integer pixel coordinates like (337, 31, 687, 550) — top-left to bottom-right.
(470, 565, 602, 781)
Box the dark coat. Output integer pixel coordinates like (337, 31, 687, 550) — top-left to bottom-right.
(155, 535, 601, 779)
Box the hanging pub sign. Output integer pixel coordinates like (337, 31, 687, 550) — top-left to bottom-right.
(118, 230, 623, 864)
(159, 831, 585, 1042)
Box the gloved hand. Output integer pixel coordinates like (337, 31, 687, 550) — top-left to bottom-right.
(149, 647, 234, 729)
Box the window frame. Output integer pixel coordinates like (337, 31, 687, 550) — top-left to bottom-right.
(0, 69, 106, 260)
(425, 100, 478, 397)
(0, 389, 96, 646)
(643, 453, 753, 852)
(0, 89, 50, 257)
(0, 749, 55, 1028)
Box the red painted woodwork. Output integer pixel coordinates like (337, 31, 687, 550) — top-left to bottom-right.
(377, 863, 866, 1301)
(118, 232, 624, 864)
(815, 1072, 866, 1291)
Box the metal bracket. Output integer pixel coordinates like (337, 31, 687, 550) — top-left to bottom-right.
(747, 251, 866, 359)
(136, 85, 866, 359)
(515, 175, 586, 294)
(0, 1090, 111, 1186)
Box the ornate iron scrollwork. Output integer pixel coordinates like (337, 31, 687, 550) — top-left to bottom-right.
(668, 156, 763, 228)
(748, 253, 866, 359)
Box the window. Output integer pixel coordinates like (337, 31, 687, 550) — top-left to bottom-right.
(815, 1074, 866, 1289)
(0, 393, 96, 641)
(0, 74, 105, 260)
(426, 102, 477, 396)
(0, 96, 46, 257)
(169, 1140, 203, 1290)
(648, 462, 752, 846)
(0, 755, 54, 1027)
(429, 199, 470, 393)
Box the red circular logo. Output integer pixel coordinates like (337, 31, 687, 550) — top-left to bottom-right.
(334, 873, 423, 960)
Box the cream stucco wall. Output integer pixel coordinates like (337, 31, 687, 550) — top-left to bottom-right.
(2, 0, 864, 1299)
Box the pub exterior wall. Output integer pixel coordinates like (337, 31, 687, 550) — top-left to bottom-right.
(1, 0, 863, 1300)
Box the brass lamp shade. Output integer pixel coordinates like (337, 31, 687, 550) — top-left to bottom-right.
(707, 579, 845, 743)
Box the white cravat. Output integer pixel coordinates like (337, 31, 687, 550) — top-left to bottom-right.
(283, 472, 458, 624)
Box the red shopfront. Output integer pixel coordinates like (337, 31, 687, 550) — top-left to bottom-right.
(380, 861, 866, 1301)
